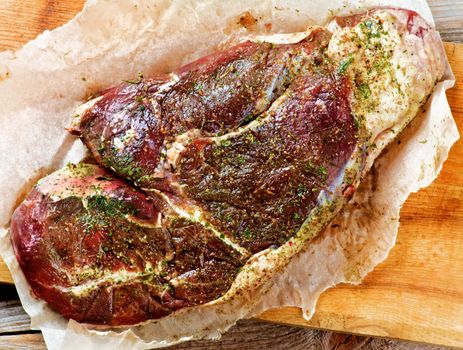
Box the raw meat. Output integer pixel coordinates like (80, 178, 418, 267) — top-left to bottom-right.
(11, 8, 446, 326)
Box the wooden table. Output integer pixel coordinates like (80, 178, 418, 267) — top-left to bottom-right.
(0, 1, 462, 349)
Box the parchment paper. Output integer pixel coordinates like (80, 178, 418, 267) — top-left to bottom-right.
(0, 1, 458, 349)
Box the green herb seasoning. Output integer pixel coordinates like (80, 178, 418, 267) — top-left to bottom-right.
(238, 113, 255, 127)
(104, 154, 142, 181)
(124, 72, 144, 84)
(220, 139, 232, 147)
(243, 227, 252, 239)
(79, 195, 135, 235)
(359, 83, 371, 99)
(318, 166, 328, 181)
(337, 56, 353, 75)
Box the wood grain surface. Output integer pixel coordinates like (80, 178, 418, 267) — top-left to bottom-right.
(0, 292, 448, 350)
(0, 0, 462, 349)
(0, 259, 12, 285)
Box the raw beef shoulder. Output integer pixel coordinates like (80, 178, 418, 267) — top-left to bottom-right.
(11, 8, 446, 326)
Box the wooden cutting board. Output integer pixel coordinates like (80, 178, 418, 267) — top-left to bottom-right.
(0, 1, 462, 348)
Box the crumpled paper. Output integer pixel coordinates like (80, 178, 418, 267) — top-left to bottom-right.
(0, 0, 458, 349)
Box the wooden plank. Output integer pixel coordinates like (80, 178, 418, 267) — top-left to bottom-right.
(0, 259, 13, 284)
(0, 284, 446, 349)
(0, 331, 449, 350)
(0, 300, 31, 334)
(0, 300, 447, 350)
(0, 1, 462, 349)
(0, 333, 46, 350)
(0, 0, 84, 51)
(429, 0, 463, 42)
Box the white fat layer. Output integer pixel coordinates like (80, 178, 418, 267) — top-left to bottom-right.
(164, 129, 203, 170)
(37, 164, 107, 201)
(327, 9, 445, 172)
(126, 212, 163, 228)
(145, 188, 250, 257)
(160, 92, 289, 187)
(71, 96, 103, 128)
(157, 73, 180, 94)
(113, 128, 136, 152)
(248, 31, 313, 45)
(55, 264, 155, 297)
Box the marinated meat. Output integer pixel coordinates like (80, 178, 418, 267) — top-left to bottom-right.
(11, 8, 446, 326)
(11, 164, 243, 325)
